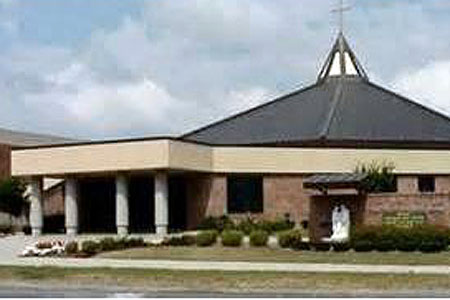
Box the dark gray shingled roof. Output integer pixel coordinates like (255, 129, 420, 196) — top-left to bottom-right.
(304, 173, 367, 185)
(0, 127, 78, 147)
(182, 34, 450, 148)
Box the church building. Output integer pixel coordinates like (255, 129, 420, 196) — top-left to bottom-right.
(11, 33, 450, 242)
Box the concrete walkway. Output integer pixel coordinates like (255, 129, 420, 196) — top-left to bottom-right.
(0, 257, 449, 275)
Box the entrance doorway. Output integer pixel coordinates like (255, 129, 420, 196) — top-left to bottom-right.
(79, 177, 116, 233)
(129, 175, 154, 233)
(169, 176, 187, 231)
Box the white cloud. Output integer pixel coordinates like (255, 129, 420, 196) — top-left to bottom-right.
(24, 61, 188, 135)
(392, 61, 450, 116)
(2, 1, 450, 139)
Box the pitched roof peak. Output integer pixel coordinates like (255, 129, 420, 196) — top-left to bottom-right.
(317, 33, 368, 82)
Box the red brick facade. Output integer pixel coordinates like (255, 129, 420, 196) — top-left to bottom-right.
(0, 144, 11, 181)
(185, 174, 450, 239)
(43, 182, 65, 216)
(364, 176, 450, 228)
(263, 175, 311, 224)
(185, 174, 227, 229)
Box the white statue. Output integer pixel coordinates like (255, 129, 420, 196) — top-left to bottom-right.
(330, 204, 350, 243)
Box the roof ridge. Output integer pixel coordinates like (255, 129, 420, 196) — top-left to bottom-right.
(319, 78, 344, 139)
(180, 81, 323, 139)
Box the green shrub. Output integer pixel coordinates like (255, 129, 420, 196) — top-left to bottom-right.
(168, 236, 185, 246)
(181, 234, 197, 246)
(356, 161, 396, 193)
(258, 219, 295, 234)
(81, 240, 100, 255)
(353, 240, 373, 252)
(197, 216, 234, 232)
(113, 238, 127, 250)
(277, 229, 303, 250)
(127, 237, 145, 248)
(249, 230, 269, 247)
(332, 242, 351, 252)
(196, 230, 218, 247)
(416, 225, 448, 253)
(65, 241, 78, 254)
(270, 219, 295, 233)
(221, 230, 244, 247)
(99, 237, 117, 252)
(351, 225, 449, 253)
(0, 225, 12, 234)
(236, 218, 257, 235)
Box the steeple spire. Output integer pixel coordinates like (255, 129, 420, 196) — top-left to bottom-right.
(332, 0, 351, 35)
(317, 33, 368, 82)
(317, 0, 368, 83)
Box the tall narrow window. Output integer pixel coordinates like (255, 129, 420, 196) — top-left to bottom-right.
(418, 176, 435, 193)
(227, 175, 263, 213)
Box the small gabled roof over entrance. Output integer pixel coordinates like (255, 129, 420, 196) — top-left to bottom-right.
(303, 173, 367, 193)
(182, 34, 450, 149)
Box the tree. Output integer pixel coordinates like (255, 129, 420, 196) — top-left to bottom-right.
(0, 178, 28, 218)
(355, 161, 396, 193)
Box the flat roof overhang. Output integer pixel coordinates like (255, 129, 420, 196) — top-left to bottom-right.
(11, 138, 450, 177)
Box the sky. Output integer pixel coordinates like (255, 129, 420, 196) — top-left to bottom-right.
(0, 0, 450, 140)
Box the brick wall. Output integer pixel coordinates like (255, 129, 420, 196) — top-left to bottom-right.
(185, 174, 227, 229)
(0, 144, 11, 180)
(43, 182, 65, 216)
(185, 174, 450, 234)
(364, 176, 450, 227)
(185, 174, 311, 228)
(263, 175, 310, 224)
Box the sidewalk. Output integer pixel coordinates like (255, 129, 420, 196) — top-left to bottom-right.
(1, 257, 450, 275)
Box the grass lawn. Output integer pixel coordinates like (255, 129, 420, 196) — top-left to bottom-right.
(99, 246, 450, 265)
(0, 266, 449, 293)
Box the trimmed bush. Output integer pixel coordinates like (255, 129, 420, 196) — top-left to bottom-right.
(278, 229, 303, 250)
(0, 225, 13, 234)
(249, 230, 269, 247)
(332, 242, 351, 252)
(197, 215, 235, 232)
(353, 240, 373, 252)
(236, 218, 257, 235)
(127, 237, 145, 248)
(81, 240, 100, 255)
(168, 236, 185, 246)
(196, 230, 218, 247)
(221, 230, 244, 247)
(181, 234, 197, 246)
(351, 225, 449, 253)
(65, 241, 78, 254)
(269, 219, 295, 233)
(99, 237, 117, 252)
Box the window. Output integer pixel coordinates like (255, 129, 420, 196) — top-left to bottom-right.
(227, 175, 263, 213)
(418, 176, 435, 193)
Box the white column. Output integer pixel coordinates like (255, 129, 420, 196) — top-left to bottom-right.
(28, 178, 43, 236)
(65, 178, 78, 235)
(116, 174, 129, 236)
(154, 172, 168, 235)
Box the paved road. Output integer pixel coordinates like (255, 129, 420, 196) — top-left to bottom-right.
(1, 286, 450, 298)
